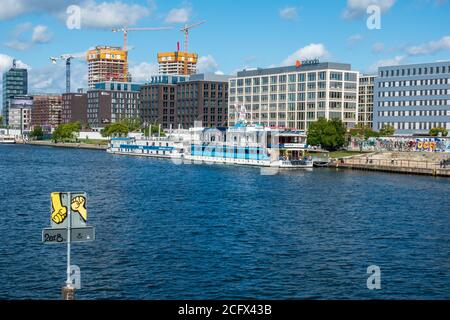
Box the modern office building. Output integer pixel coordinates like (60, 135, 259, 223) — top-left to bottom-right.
(62, 93, 88, 125)
(31, 95, 63, 129)
(374, 61, 450, 135)
(358, 75, 376, 128)
(158, 51, 198, 75)
(86, 46, 129, 89)
(228, 61, 359, 130)
(87, 82, 141, 127)
(140, 74, 229, 129)
(7, 96, 33, 133)
(2, 60, 28, 125)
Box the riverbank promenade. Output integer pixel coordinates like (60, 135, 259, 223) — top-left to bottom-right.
(27, 140, 107, 150)
(334, 152, 450, 177)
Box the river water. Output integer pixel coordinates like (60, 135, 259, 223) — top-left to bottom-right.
(0, 144, 449, 299)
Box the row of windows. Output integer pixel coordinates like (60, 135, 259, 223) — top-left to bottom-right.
(377, 122, 450, 131)
(377, 110, 450, 117)
(378, 89, 450, 97)
(378, 78, 450, 87)
(230, 92, 358, 103)
(380, 65, 450, 77)
(378, 99, 450, 107)
(231, 72, 358, 87)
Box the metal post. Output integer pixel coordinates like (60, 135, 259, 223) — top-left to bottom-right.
(62, 192, 75, 300)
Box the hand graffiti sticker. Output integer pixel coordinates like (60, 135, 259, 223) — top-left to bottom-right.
(71, 196, 87, 222)
(51, 192, 68, 224)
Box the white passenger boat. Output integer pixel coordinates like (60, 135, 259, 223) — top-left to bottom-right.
(185, 125, 313, 169)
(107, 137, 185, 159)
(0, 135, 16, 144)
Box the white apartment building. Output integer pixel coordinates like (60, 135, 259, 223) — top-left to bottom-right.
(228, 62, 359, 131)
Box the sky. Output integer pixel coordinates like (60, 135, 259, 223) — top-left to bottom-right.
(0, 0, 449, 98)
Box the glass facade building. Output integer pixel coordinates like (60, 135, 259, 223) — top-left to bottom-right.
(2, 66, 28, 125)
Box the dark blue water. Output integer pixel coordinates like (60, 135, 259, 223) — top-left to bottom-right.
(0, 144, 449, 300)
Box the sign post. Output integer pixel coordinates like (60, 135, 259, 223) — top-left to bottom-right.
(42, 191, 95, 300)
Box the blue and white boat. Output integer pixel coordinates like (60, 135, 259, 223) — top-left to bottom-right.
(107, 136, 185, 159)
(185, 125, 313, 169)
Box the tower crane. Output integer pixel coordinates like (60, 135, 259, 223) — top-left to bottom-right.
(50, 54, 82, 93)
(111, 26, 173, 81)
(111, 26, 173, 51)
(180, 21, 206, 75)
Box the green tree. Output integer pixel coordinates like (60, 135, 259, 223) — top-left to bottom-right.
(0, 115, 3, 126)
(429, 127, 448, 137)
(101, 123, 129, 137)
(379, 124, 396, 137)
(52, 122, 81, 142)
(307, 118, 347, 151)
(120, 118, 141, 132)
(29, 126, 44, 140)
(350, 124, 380, 140)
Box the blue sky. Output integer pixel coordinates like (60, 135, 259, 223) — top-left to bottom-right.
(0, 0, 449, 95)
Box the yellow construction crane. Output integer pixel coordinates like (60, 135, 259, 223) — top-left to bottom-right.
(180, 21, 206, 75)
(112, 26, 173, 81)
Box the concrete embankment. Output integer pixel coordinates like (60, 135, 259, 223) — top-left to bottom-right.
(26, 141, 108, 150)
(332, 152, 450, 177)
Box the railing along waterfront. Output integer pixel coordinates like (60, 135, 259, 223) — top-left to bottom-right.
(338, 157, 450, 171)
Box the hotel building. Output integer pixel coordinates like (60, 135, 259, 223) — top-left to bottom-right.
(140, 74, 229, 129)
(228, 62, 359, 130)
(62, 92, 88, 125)
(374, 61, 450, 135)
(87, 82, 141, 127)
(358, 75, 376, 128)
(87, 46, 129, 89)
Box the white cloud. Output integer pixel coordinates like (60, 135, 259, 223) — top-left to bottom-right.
(129, 62, 158, 83)
(282, 43, 329, 66)
(28, 60, 87, 93)
(197, 55, 220, 74)
(5, 40, 31, 51)
(4, 23, 53, 51)
(372, 42, 385, 53)
(0, 0, 79, 20)
(406, 36, 450, 56)
(78, 0, 151, 28)
(165, 7, 191, 24)
(342, 0, 396, 19)
(32, 25, 53, 43)
(214, 70, 224, 75)
(279, 7, 298, 20)
(0, 1, 151, 29)
(0, 54, 29, 73)
(348, 34, 364, 46)
(367, 55, 405, 73)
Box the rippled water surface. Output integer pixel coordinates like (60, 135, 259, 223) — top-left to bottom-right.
(0, 144, 449, 299)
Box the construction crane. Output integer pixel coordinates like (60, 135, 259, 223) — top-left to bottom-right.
(50, 54, 81, 93)
(111, 26, 173, 51)
(111, 26, 172, 82)
(180, 21, 206, 75)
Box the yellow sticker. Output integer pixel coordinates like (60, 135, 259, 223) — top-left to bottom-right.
(51, 192, 68, 224)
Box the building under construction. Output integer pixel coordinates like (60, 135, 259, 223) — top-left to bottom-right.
(158, 51, 198, 75)
(86, 46, 129, 89)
